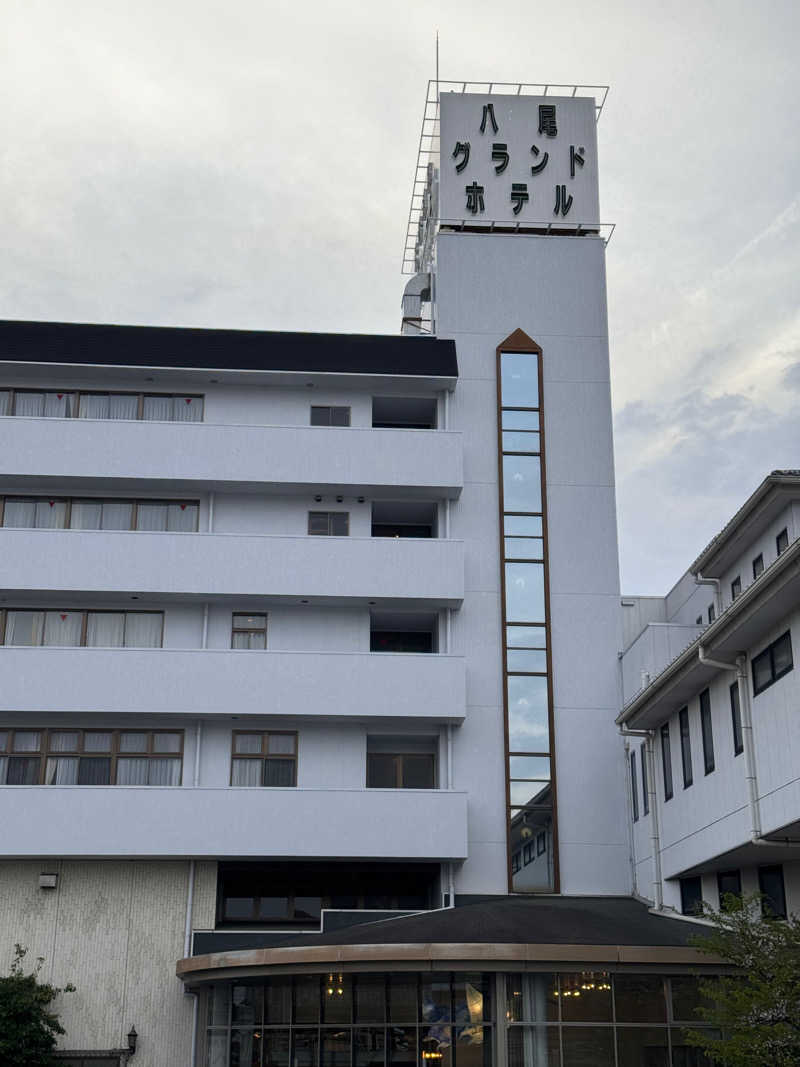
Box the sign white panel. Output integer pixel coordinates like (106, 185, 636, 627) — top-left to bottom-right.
(439, 93, 599, 227)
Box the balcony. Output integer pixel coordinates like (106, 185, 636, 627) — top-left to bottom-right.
(0, 785, 469, 860)
(0, 529, 464, 606)
(0, 418, 463, 498)
(0, 647, 466, 722)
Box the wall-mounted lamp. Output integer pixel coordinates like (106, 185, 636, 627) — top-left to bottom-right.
(127, 1026, 138, 1055)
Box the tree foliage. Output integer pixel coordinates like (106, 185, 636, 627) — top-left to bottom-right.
(685, 893, 800, 1067)
(0, 945, 75, 1067)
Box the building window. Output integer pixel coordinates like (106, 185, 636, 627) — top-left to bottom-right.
(730, 575, 741, 601)
(0, 388, 202, 421)
(717, 869, 742, 909)
(752, 553, 764, 579)
(231, 614, 267, 650)
(699, 689, 715, 775)
(308, 511, 349, 536)
(0, 496, 199, 532)
(371, 396, 437, 429)
(522, 842, 533, 865)
(511, 852, 522, 874)
(629, 751, 639, 822)
(536, 831, 546, 856)
(367, 752, 436, 789)
(310, 405, 350, 426)
(678, 707, 693, 788)
(752, 631, 794, 695)
(230, 732, 297, 787)
(0, 609, 163, 648)
(695, 615, 702, 625)
(730, 682, 743, 756)
(660, 723, 673, 801)
(707, 603, 715, 624)
(0, 729, 182, 785)
(776, 527, 789, 555)
(680, 876, 703, 916)
(640, 745, 649, 815)
(758, 865, 787, 919)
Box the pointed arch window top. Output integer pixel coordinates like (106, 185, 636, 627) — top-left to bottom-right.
(497, 328, 542, 355)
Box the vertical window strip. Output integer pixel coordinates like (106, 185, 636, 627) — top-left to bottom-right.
(0, 728, 183, 785)
(497, 339, 556, 894)
(0, 389, 203, 421)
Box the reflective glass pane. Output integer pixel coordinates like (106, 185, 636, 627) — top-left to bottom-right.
(388, 975, 418, 1022)
(263, 1030, 290, 1067)
(505, 974, 558, 1022)
(4, 610, 44, 645)
(505, 564, 545, 623)
(503, 431, 540, 453)
(143, 395, 172, 421)
(561, 1027, 614, 1066)
(615, 1027, 669, 1067)
(80, 394, 109, 419)
(234, 734, 262, 755)
(13, 731, 41, 752)
(454, 1025, 489, 1067)
(510, 781, 550, 806)
(3, 499, 36, 527)
(505, 538, 544, 561)
(206, 1032, 228, 1067)
(454, 974, 488, 1024)
(355, 975, 386, 1024)
(506, 626, 546, 649)
(152, 732, 181, 753)
(86, 612, 125, 647)
(230, 1029, 261, 1067)
(509, 756, 550, 781)
(232, 984, 263, 1025)
(355, 1028, 386, 1067)
(101, 500, 133, 530)
(49, 731, 79, 752)
(77, 757, 111, 784)
(501, 352, 539, 408)
(292, 1030, 319, 1067)
(504, 515, 542, 537)
(207, 984, 229, 1027)
(119, 732, 148, 753)
(510, 809, 553, 891)
(14, 392, 44, 416)
(388, 1027, 416, 1067)
(231, 760, 261, 787)
(6, 756, 40, 784)
(263, 759, 295, 787)
(0, 732, 7, 751)
(116, 758, 149, 785)
(268, 734, 296, 755)
(34, 499, 67, 528)
(322, 975, 352, 1023)
(507, 1026, 559, 1067)
(559, 974, 612, 1022)
(670, 976, 714, 1024)
(614, 975, 666, 1023)
(43, 611, 83, 646)
(420, 1026, 451, 1067)
(502, 409, 539, 431)
(70, 500, 102, 530)
(322, 1029, 352, 1067)
(507, 649, 547, 673)
(293, 977, 320, 1023)
(84, 732, 112, 752)
(503, 456, 541, 513)
(0, 391, 8, 415)
(507, 675, 549, 751)
(421, 972, 451, 1021)
(264, 979, 292, 1024)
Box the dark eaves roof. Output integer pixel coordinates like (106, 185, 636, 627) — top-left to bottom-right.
(0, 319, 458, 378)
(269, 896, 698, 949)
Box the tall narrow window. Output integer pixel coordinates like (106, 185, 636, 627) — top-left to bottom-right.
(679, 707, 693, 788)
(680, 876, 703, 916)
(717, 869, 742, 909)
(699, 689, 715, 774)
(776, 527, 789, 555)
(660, 723, 673, 801)
(707, 603, 716, 624)
(730, 575, 741, 601)
(730, 682, 743, 756)
(758, 865, 787, 919)
(497, 330, 555, 893)
(630, 752, 639, 822)
(752, 554, 764, 580)
(640, 745, 649, 815)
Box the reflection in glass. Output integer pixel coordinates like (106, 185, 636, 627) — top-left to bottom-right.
(293, 977, 320, 1023)
(388, 976, 418, 1022)
(614, 975, 667, 1023)
(503, 456, 542, 513)
(230, 1029, 261, 1067)
(322, 975, 352, 1023)
(503, 431, 540, 453)
(355, 975, 386, 1023)
(502, 409, 539, 431)
(507, 649, 547, 673)
(509, 756, 550, 781)
(615, 1027, 669, 1067)
(501, 352, 539, 408)
(421, 973, 451, 1021)
(455, 1025, 490, 1067)
(505, 538, 544, 561)
(510, 806, 553, 892)
(355, 1028, 386, 1067)
(262, 1030, 290, 1067)
(505, 974, 558, 1023)
(420, 1026, 452, 1067)
(504, 516, 542, 537)
(388, 1027, 416, 1067)
(322, 1029, 352, 1067)
(507, 675, 549, 751)
(510, 781, 550, 806)
(506, 626, 546, 648)
(559, 974, 612, 1023)
(454, 974, 488, 1023)
(562, 1027, 614, 1066)
(292, 1029, 319, 1067)
(505, 564, 545, 623)
(507, 1027, 560, 1067)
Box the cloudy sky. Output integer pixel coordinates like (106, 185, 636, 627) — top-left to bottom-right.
(2, 0, 798, 593)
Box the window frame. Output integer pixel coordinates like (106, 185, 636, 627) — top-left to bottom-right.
(678, 707, 693, 789)
(0, 495, 199, 532)
(717, 869, 742, 909)
(730, 575, 741, 601)
(230, 613, 268, 650)
(0, 388, 203, 421)
(0, 608, 164, 648)
(660, 723, 673, 801)
(776, 527, 789, 555)
(752, 553, 764, 580)
(0, 728, 183, 786)
(307, 511, 350, 536)
(230, 730, 298, 787)
(679, 876, 703, 916)
(707, 603, 716, 624)
(752, 631, 794, 696)
(699, 689, 715, 775)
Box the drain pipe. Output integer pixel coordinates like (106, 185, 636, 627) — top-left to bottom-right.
(695, 573, 721, 617)
(620, 727, 662, 910)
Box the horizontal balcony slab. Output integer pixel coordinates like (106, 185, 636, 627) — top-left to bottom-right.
(0, 418, 463, 498)
(0, 648, 466, 722)
(0, 786, 469, 860)
(0, 529, 464, 606)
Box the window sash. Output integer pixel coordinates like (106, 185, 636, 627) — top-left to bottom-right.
(730, 683, 743, 755)
(1, 495, 199, 532)
(699, 690, 715, 775)
(0, 729, 183, 785)
(678, 708, 693, 788)
(0, 609, 163, 648)
(230, 732, 297, 787)
(660, 724, 673, 801)
(3, 389, 202, 421)
(629, 752, 639, 822)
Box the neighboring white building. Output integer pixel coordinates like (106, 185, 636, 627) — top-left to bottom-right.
(0, 82, 744, 1067)
(619, 470, 800, 920)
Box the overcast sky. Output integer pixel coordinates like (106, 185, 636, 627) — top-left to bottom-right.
(2, 0, 798, 593)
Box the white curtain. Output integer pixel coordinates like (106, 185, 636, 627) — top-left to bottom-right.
(142, 396, 171, 421)
(231, 759, 261, 786)
(268, 734, 295, 755)
(148, 758, 181, 785)
(119, 732, 148, 753)
(79, 394, 110, 419)
(117, 757, 180, 785)
(136, 502, 168, 531)
(84, 732, 112, 752)
(3, 499, 36, 527)
(34, 499, 67, 529)
(0, 756, 6, 784)
(152, 732, 181, 754)
(42, 392, 74, 417)
(86, 613, 125, 647)
(0, 392, 9, 415)
(4, 611, 44, 645)
(14, 392, 44, 416)
(234, 733, 262, 755)
(12, 731, 41, 751)
(109, 394, 138, 419)
(167, 502, 197, 532)
(100, 500, 133, 530)
(116, 757, 149, 784)
(49, 731, 79, 752)
(173, 396, 202, 422)
(123, 612, 162, 647)
(42, 611, 83, 646)
(45, 757, 78, 784)
(70, 500, 102, 530)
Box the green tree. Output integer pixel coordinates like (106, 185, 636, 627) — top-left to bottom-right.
(0, 945, 75, 1067)
(685, 893, 800, 1066)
